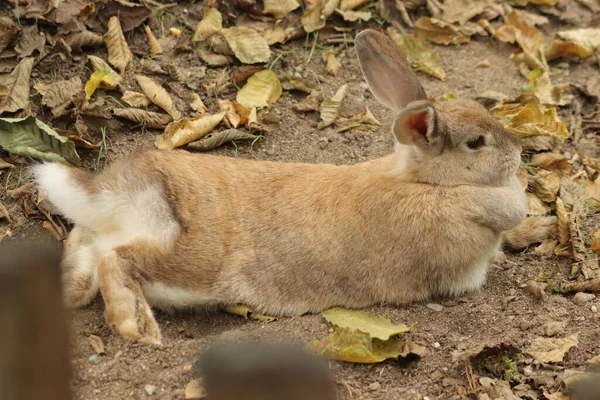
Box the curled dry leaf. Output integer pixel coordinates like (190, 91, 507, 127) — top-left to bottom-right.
(546, 28, 600, 62)
(121, 90, 150, 107)
(279, 74, 317, 93)
(491, 102, 570, 140)
(335, 9, 372, 22)
(525, 335, 578, 363)
(190, 93, 206, 113)
(555, 197, 570, 256)
(88, 55, 122, 86)
(0, 57, 34, 114)
(530, 170, 561, 202)
(263, 0, 300, 18)
(0, 201, 11, 224)
(187, 129, 259, 152)
(494, 11, 546, 70)
(196, 48, 233, 66)
(321, 308, 410, 340)
(135, 75, 181, 120)
(221, 27, 271, 64)
(166, 63, 185, 83)
(527, 192, 551, 215)
(301, 0, 339, 33)
(340, 0, 370, 10)
(222, 304, 277, 323)
(388, 28, 446, 81)
(414, 17, 470, 45)
(103, 16, 133, 74)
(527, 280, 548, 301)
(113, 108, 173, 129)
(525, 69, 571, 106)
(65, 30, 103, 52)
(85, 70, 118, 100)
(324, 52, 341, 76)
(0, 117, 80, 165)
(236, 70, 282, 109)
(0, 17, 20, 54)
(185, 379, 206, 400)
(155, 111, 226, 150)
(318, 84, 348, 129)
(294, 90, 323, 112)
(34, 77, 83, 117)
(14, 25, 45, 58)
(193, 8, 222, 42)
(144, 25, 162, 57)
(438, 0, 490, 26)
(88, 334, 105, 355)
(335, 108, 381, 133)
(531, 152, 570, 175)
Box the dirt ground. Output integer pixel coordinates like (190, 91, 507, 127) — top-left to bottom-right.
(1, 1, 600, 399)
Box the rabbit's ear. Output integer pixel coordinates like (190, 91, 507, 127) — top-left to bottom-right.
(355, 29, 427, 112)
(392, 101, 441, 150)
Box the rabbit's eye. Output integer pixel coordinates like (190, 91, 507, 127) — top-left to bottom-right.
(467, 135, 485, 150)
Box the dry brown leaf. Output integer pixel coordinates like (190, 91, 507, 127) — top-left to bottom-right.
(318, 84, 348, 129)
(414, 17, 471, 45)
(525, 70, 571, 106)
(301, 0, 339, 33)
(263, 0, 300, 18)
(14, 25, 45, 58)
(144, 25, 162, 57)
(0, 17, 20, 54)
(280, 75, 317, 93)
(135, 75, 181, 120)
(555, 197, 570, 256)
(439, 0, 490, 26)
(546, 28, 600, 61)
(495, 11, 546, 70)
(0, 57, 34, 114)
(588, 354, 600, 365)
(121, 90, 150, 107)
(526, 280, 548, 301)
(187, 129, 259, 152)
(335, 108, 381, 133)
(335, 9, 372, 22)
(193, 7, 222, 42)
(531, 170, 561, 202)
(491, 102, 570, 140)
(185, 379, 206, 399)
(155, 111, 226, 149)
(0, 201, 11, 224)
(525, 335, 578, 363)
(222, 304, 278, 323)
(294, 90, 323, 112)
(88, 334, 105, 355)
(527, 193, 551, 215)
(103, 16, 133, 74)
(221, 27, 271, 64)
(531, 153, 570, 175)
(218, 100, 246, 128)
(190, 93, 206, 113)
(43, 220, 62, 241)
(339, 0, 369, 10)
(388, 28, 446, 81)
(236, 70, 282, 108)
(65, 30, 104, 52)
(560, 179, 586, 264)
(196, 48, 234, 66)
(113, 108, 173, 129)
(34, 77, 83, 117)
(324, 52, 341, 76)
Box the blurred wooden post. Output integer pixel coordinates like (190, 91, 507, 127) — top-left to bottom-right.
(195, 342, 337, 400)
(0, 242, 71, 400)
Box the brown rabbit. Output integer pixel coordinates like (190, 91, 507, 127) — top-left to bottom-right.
(33, 29, 553, 345)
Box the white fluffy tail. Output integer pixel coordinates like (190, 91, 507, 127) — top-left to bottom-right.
(32, 163, 102, 230)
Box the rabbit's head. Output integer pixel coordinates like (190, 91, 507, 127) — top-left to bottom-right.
(355, 29, 521, 187)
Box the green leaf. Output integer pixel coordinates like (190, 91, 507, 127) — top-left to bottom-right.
(0, 117, 80, 165)
(321, 308, 411, 340)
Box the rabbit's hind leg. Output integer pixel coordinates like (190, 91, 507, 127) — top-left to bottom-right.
(61, 226, 100, 309)
(98, 239, 162, 345)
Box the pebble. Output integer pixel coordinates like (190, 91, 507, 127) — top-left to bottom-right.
(426, 303, 443, 312)
(368, 382, 381, 391)
(265, 147, 276, 156)
(144, 385, 156, 396)
(523, 366, 533, 377)
(432, 342, 441, 349)
(89, 354, 101, 365)
(573, 292, 596, 305)
(592, 305, 598, 313)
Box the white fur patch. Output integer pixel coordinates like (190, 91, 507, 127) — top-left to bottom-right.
(142, 282, 215, 310)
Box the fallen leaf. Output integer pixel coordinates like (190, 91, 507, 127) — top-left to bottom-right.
(65, 30, 103, 52)
(555, 197, 571, 256)
(190, 94, 206, 113)
(14, 25, 45, 58)
(221, 27, 271, 64)
(85, 70, 117, 100)
(546, 28, 600, 61)
(0, 201, 11, 224)
(121, 91, 150, 108)
(307, 327, 417, 363)
(196, 48, 234, 66)
(335, 9, 372, 22)
(184, 379, 206, 400)
(318, 84, 348, 129)
(588, 354, 600, 365)
(0, 227, 12, 242)
(526, 70, 571, 106)
(34, 77, 83, 117)
(294, 90, 323, 112)
(491, 102, 570, 140)
(0, 57, 34, 114)
(113, 108, 173, 129)
(193, 8, 222, 42)
(479, 378, 520, 400)
(0, 17, 20, 54)
(414, 17, 471, 45)
(339, 0, 369, 10)
(187, 129, 259, 152)
(236, 70, 282, 108)
(55, 128, 100, 149)
(87, 55, 123, 87)
(495, 11, 546, 71)
(531, 170, 561, 202)
(527, 280, 548, 301)
(145, 25, 162, 57)
(527, 192, 551, 215)
(515, 0, 558, 4)
(155, 111, 226, 149)
(233, 65, 266, 85)
(279, 75, 317, 93)
(103, 16, 133, 74)
(324, 52, 341, 76)
(531, 152, 570, 175)
(387, 28, 446, 81)
(43, 221, 62, 241)
(222, 304, 277, 323)
(335, 108, 381, 133)
(301, 0, 339, 33)
(263, 0, 300, 18)
(321, 308, 410, 340)
(88, 334, 105, 355)
(526, 335, 578, 363)
(0, 117, 80, 165)
(96, 0, 151, 32)
(135, 75, 181, 120)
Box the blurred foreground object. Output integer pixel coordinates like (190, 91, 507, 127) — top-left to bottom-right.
(196, 342, 336, 400)
(0, 242, 71, 400)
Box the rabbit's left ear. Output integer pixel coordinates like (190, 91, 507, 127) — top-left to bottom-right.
(392, 100, 442, 151)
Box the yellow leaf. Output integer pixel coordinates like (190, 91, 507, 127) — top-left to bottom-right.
(184, 379, 206, 400)
(135, 75, 181, 120)
(121, 90, 150, 107)
(515, 0, 558, 4)
(222, 304, 277, 323)
(155, 111, 226, 149)
(190, 93, 206, 113)
(301, 0, 339, 33)
(335, 107, 381, 133)
(494, 11, 546, 70)
(88, 334, 105, 355)
(324, 52, 341, 76)
(387, 27, 446, 81)
(555, 197, 570, 252)
(144, 25, 163, 57)
(525, 70, 571, 106)
(318, 83, 348, 129)
(221, 27, 271, 64)
(491, 102, 570, 140)
(414, 17, 471, 45)
(84, 70, 116, 100)
(113, 108, 173, 129)
(103, 16, 133, 74)
(525, 334, 578, 363)
(339, 0, 369, 10)
(193, 7, 222, 42)
(263, 0, 300, 18)
(321, 308, 410, 340)
(527, 193, 551, 216)
(87, 55, 122, 87)
(530, 170, 561, 202)
(530, 152, 570, 175)
(335, 9, 372, 22)
(236, 70, 282, 108)
(438, 0, 491, 26)
(546, 28, 600, 61)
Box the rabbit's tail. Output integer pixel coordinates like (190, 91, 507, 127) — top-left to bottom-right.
(32, 163, 103, 230)
(502, 216, 558, 250)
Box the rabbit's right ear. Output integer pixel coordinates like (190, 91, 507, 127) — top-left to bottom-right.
(355, 29, 427, 112)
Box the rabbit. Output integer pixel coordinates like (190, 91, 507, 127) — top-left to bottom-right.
(33, 29, 552, 345)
